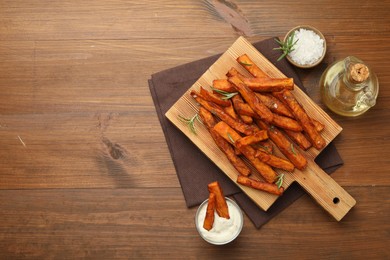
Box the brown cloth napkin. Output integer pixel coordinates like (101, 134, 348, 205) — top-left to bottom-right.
(148, 38, 343, 228)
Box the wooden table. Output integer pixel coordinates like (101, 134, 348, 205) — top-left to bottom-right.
(1, 1, 389, 258)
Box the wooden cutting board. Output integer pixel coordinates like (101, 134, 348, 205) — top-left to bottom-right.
(165, 36, 356, 221)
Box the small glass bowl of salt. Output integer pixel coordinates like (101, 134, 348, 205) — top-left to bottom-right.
(284, 25, 326, 68)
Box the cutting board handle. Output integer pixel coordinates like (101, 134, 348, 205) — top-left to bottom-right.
(293, 160, 356, 221)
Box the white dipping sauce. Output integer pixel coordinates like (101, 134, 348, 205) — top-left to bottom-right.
(195, 198, 243, 245)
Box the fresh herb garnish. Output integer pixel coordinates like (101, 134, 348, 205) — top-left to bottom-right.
(227, 132, 235, 144)
(210, 86, 238, 100)
(291, 143, 297, 155)
(178, 114, 200, 134)
(273, 33, 299, 61)
(254, 143, 271, 153)
(238, 61, 252, 66)
(275, 173, 285, 189)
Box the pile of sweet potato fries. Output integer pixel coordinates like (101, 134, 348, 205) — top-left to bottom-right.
(190, 54, 326, 196)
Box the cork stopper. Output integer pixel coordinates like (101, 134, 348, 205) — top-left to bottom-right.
(348, 63, 369, 84)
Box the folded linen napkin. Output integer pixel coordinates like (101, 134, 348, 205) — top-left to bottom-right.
(148, 37, 343, 228)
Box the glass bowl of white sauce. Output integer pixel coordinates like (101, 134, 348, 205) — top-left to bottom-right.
(283, 25, 327, 69)
(195, 197, 244, 245)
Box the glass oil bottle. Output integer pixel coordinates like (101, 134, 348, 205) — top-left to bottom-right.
(320, 56, 379, 117)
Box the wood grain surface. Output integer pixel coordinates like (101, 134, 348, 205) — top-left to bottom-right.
(0, 0, 389, 258)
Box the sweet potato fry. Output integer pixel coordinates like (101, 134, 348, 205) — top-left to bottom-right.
(231, 93, 244, 106)
(198, 107, 240, 157)
(208, 181, 230, 219)
(234, 130, 268, 146)
(228, 76, 274, 123)
(255, 93, 294, 118)
(226, 67, 246, 78)
(254, 150, 295, 172)
(253, 140, 274, 154)
(283, 129, 312, 150)
(231, 95, 255, 117)
(212, 79, 236, 93)
(198, 106, 249, 173)
(223, 100, 238, 120)
(256, 119, 307, 170)
(210, 129, 251, 176)
(191, 91, 257, 136)
(198, 106, 217, 129)
(234, 102, 257, 118)
(272, 113, 303, 132)
(213, 121, 242, 144)
(237, 54, 269, 78)
(213, 121, 277, 183)
(237, 175, 284, 196)
(241, 77, 294, 92)
(230, 95, 253, 124)
(311, 118, 325, 132)
(274, 90, 326, 150)
(203, 192, 216, 231)
(238, 113, 253, 124)
(235, 142, 277, 183)
(199, 87, 231, 107)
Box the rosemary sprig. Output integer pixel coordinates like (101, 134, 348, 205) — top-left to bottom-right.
(257, 145, 269, 152)
(273, 33, 299, 61)
(227, 133, 235, 144)
(178, 114, 200, 134)
(238, 61, 252, 66)
(290, 143, 297, 155)
(275, 173, 285, 189)
(210, 86, 238, 100)
(253, 143, 271, 154)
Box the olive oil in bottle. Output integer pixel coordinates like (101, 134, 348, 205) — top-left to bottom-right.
(320, 56, 379, 117)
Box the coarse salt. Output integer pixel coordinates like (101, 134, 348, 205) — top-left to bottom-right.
(289, 28, 324, 66)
